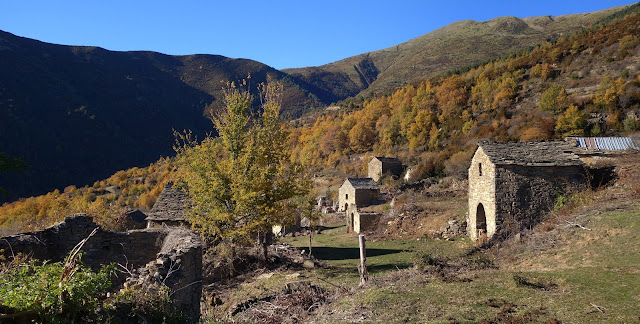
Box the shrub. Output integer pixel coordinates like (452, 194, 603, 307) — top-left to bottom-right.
(107, 283, 185, 323)
(623, 116, 639, 131)
(0, 253, 115, 323)
(513, 273, 558, 291)
(413, 252, 449, 271)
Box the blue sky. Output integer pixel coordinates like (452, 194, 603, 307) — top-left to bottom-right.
(0, 1, 635, 69)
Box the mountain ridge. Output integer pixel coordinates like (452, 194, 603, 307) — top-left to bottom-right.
(0, 4, 632, 202)
(284, 6, 625, 99)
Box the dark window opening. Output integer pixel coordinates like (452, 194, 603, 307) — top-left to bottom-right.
(479, 163, 483, 176)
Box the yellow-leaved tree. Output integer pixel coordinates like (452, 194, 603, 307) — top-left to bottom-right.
(174, 80, 309, 262)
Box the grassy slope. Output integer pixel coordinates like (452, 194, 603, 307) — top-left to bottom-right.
(284, 6, 624, 101)
(231, 154, 640, 323)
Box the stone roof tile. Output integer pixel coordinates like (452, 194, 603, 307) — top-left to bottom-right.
(344, 178, 379, 190)
(372, 156, 402, 164)
(146, 182, 189, 221)
(479, 140, 584, 167)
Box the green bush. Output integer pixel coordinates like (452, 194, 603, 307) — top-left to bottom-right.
(0, 254, 115, 323)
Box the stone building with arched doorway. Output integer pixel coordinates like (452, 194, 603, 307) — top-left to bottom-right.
(468, 141, 588, 241)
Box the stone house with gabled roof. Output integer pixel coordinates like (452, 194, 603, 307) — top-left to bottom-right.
(146, 182, 190, 228)
(468, 141, 588, 241)
(368, 156, 404, 182)
(338, 178, 379, 212)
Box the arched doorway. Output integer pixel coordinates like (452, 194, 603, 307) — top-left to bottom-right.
(476, 203, 487, 239)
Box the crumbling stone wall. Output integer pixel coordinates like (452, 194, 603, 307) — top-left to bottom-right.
(0, 214, 202, 323)
(0, 215, 167, 271)
(123, 228, 202, 322)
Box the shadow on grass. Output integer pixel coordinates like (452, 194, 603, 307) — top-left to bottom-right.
(316, 224, 344, 231)
(310, 246, 404, 261)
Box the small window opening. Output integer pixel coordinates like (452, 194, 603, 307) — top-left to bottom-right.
(478, 163, 483, 176)
(345, 194, 349, 200)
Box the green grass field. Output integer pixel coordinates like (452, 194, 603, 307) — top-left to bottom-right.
(277, 204, 640, 323)
(212, 176, 640, 323)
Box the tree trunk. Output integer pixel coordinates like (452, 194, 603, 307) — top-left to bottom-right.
(259, 231, 272, 266)
(262, 238, 268, 266)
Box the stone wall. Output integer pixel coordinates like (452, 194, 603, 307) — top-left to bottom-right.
(494, 164, 587, 233)
(124, 227, 202, 322)
(354, 188, 377, 207)
(368, 159, 384, 182)
(346, 204, 381, 233)
(338, 184, 355, 212)
(0, 215, 167, 272)
(368, 158, 403, 182)
(467, 147, 497, 241)
(0, 214, 202, 323)
(355, 212, 382, 233)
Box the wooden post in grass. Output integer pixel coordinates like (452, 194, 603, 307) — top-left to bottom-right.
(358, 234, 368, 286)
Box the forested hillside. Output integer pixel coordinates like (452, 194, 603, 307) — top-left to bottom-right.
(1, 6, 640, 234)
(290, 8, 640, 179)
(0, 30, 326, 202)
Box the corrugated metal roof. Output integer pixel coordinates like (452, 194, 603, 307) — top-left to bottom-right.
(571, 137, 639, 150)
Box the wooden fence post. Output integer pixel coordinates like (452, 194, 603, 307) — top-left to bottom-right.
(358, 234, 368, 286)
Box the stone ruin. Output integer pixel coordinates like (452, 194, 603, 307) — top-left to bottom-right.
(0, 214, 202, 323)
(345, 203, 382, 234)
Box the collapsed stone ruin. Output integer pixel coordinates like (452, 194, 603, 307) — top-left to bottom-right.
(0, 214, 202, 323)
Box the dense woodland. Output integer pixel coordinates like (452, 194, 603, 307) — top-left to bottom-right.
(1, 9, 640, 235)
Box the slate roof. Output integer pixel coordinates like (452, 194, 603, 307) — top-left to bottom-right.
(372, 156, 402, 164)
(569, 137, 639, 151)
(343, 178, 380, 190)
(145, 182, 189, 221)
(478, 141, 584, 167)
(124, 209, 147, 223)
